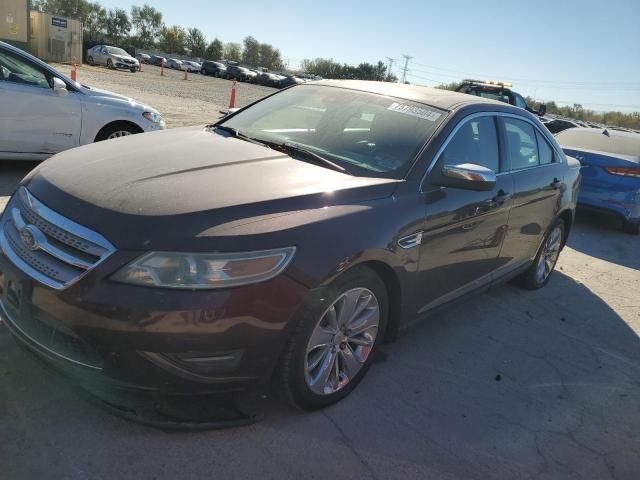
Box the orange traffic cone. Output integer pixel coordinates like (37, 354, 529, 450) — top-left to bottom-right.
(139, 60, 143, 72)
(229, 80, 236, 108)
(160, 60, 164, 76)
(70, 62, 77, 81)
(183, 64, 188, 80)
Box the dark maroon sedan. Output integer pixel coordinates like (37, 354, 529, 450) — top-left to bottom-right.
(0, 81, 580, 410)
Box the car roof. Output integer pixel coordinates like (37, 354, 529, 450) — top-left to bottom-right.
(312, 80, 506, 111)
(556, 127, 640, 162)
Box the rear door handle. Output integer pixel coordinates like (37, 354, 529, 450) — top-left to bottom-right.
(550, 178, 562, 189)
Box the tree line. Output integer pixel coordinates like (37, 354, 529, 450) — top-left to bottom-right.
(31, 0, 398, 79)
(436, 82, 640, 130)
(299, 58, 397, 82)
(32, 1, 285, 70)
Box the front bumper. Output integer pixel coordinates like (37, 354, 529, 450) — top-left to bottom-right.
(114, 61, 138, 69)
(0, 248, 308, 395)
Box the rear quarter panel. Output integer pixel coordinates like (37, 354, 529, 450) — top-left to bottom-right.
(562, 148, 639, 220)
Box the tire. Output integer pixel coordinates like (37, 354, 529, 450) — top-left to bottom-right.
(95, 122, 141, 142)
(279, 266, 388, 410)
(130, 68, 137, 73)
(517, 218, 565, 290)
(621, 220, 640, 235)
(107, 59, 114, 69)
(88, 56, 94, 66)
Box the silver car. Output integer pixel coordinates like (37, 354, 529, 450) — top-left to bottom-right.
(165, 58, 184, 70)
(0, 41, 165, 161)
(87, 45, 139, 72)
(183, 61, 201, 73)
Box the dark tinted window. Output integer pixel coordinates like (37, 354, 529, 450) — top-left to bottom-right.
(441, 116, 500, 172)
(536, 130, 554, 165)
(514, 94, 527, 109)
(466, 87, 510, 104)
(503, 118, 538, 170)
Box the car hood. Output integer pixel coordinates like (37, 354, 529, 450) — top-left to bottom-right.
(25, 126, 399, 249)
(112, 54, 136, 62)
(78, 85, 158, 113)
(81, 85, 131, 101)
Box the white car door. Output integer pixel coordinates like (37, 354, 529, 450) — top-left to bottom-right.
(0, 46, 81, 156)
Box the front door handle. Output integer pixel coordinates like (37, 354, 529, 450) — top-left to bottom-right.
(492, 190, 511, 206)
(550, 178, 562, 189)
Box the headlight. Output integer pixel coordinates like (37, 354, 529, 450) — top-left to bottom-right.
(111, 247, 296, 289)
(143, 111, 164, 124)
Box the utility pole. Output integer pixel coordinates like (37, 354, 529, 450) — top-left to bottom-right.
(385, 57, 395, 77)
(400, 54, 412, 84)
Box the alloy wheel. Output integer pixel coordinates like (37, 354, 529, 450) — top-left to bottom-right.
(107, 130, 132, 139)
(304, 288, 379, 396)
(536, 226, 562, 283)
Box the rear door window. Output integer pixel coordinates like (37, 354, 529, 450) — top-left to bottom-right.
(503, 118, 539, 170)
(536, 131, 555, 165)
(441, 116, 500, 172)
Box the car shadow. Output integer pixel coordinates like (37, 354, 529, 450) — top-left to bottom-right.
(266, 271, 640, 478)
(2, 271, 639, 479)
(568, 210, 640, 270)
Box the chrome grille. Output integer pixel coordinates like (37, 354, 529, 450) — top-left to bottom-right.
(0, 187, 115, 289)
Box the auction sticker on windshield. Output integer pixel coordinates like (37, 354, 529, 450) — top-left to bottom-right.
(387, 102, 442, 121)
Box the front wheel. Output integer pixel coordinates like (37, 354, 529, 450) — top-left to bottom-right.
(88, 56, 94, 66)
(518, 219, 565, 290)
(279, 266, 388, 410)
(95, 123, 140, 142)
(107, 59, 114, 69)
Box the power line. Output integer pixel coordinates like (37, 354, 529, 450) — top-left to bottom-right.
(410, 60, 640, 88)
(400, 54, 412, 84)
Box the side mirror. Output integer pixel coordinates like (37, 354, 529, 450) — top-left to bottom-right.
(218, 107, 241, 117)
(538, 104, 547, 116)
(52, 77, 68, 96)
(440, 163, 496, 191)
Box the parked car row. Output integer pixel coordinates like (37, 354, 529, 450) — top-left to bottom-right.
(90, 45, 314, 89)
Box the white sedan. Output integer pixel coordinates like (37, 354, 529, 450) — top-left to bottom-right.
(183, 61, 201, 73)
(0, 41, 165, 161)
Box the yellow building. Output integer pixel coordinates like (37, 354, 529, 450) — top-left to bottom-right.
(1, 0, 29, 51)
(29, 10, 83, 63)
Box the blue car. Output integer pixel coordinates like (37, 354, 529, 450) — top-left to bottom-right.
(557, 128, 640, 234)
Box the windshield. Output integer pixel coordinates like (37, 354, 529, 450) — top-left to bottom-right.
(220, 85, 446, 177)
(106, 47, 129, 56)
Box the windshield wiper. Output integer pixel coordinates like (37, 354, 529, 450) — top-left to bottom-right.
(275, 142, 347, 173)
(215, 125, 268, 148)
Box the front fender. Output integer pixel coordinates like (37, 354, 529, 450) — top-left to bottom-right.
(79, 101, 158, 144)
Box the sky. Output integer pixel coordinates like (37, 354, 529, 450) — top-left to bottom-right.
(100, 0, 640, 112)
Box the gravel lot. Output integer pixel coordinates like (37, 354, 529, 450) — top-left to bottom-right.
(0, 73, 639, 479)
(53, 62, 277, 127)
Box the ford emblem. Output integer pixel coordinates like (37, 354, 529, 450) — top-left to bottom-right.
(19, 225, 41, 251)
